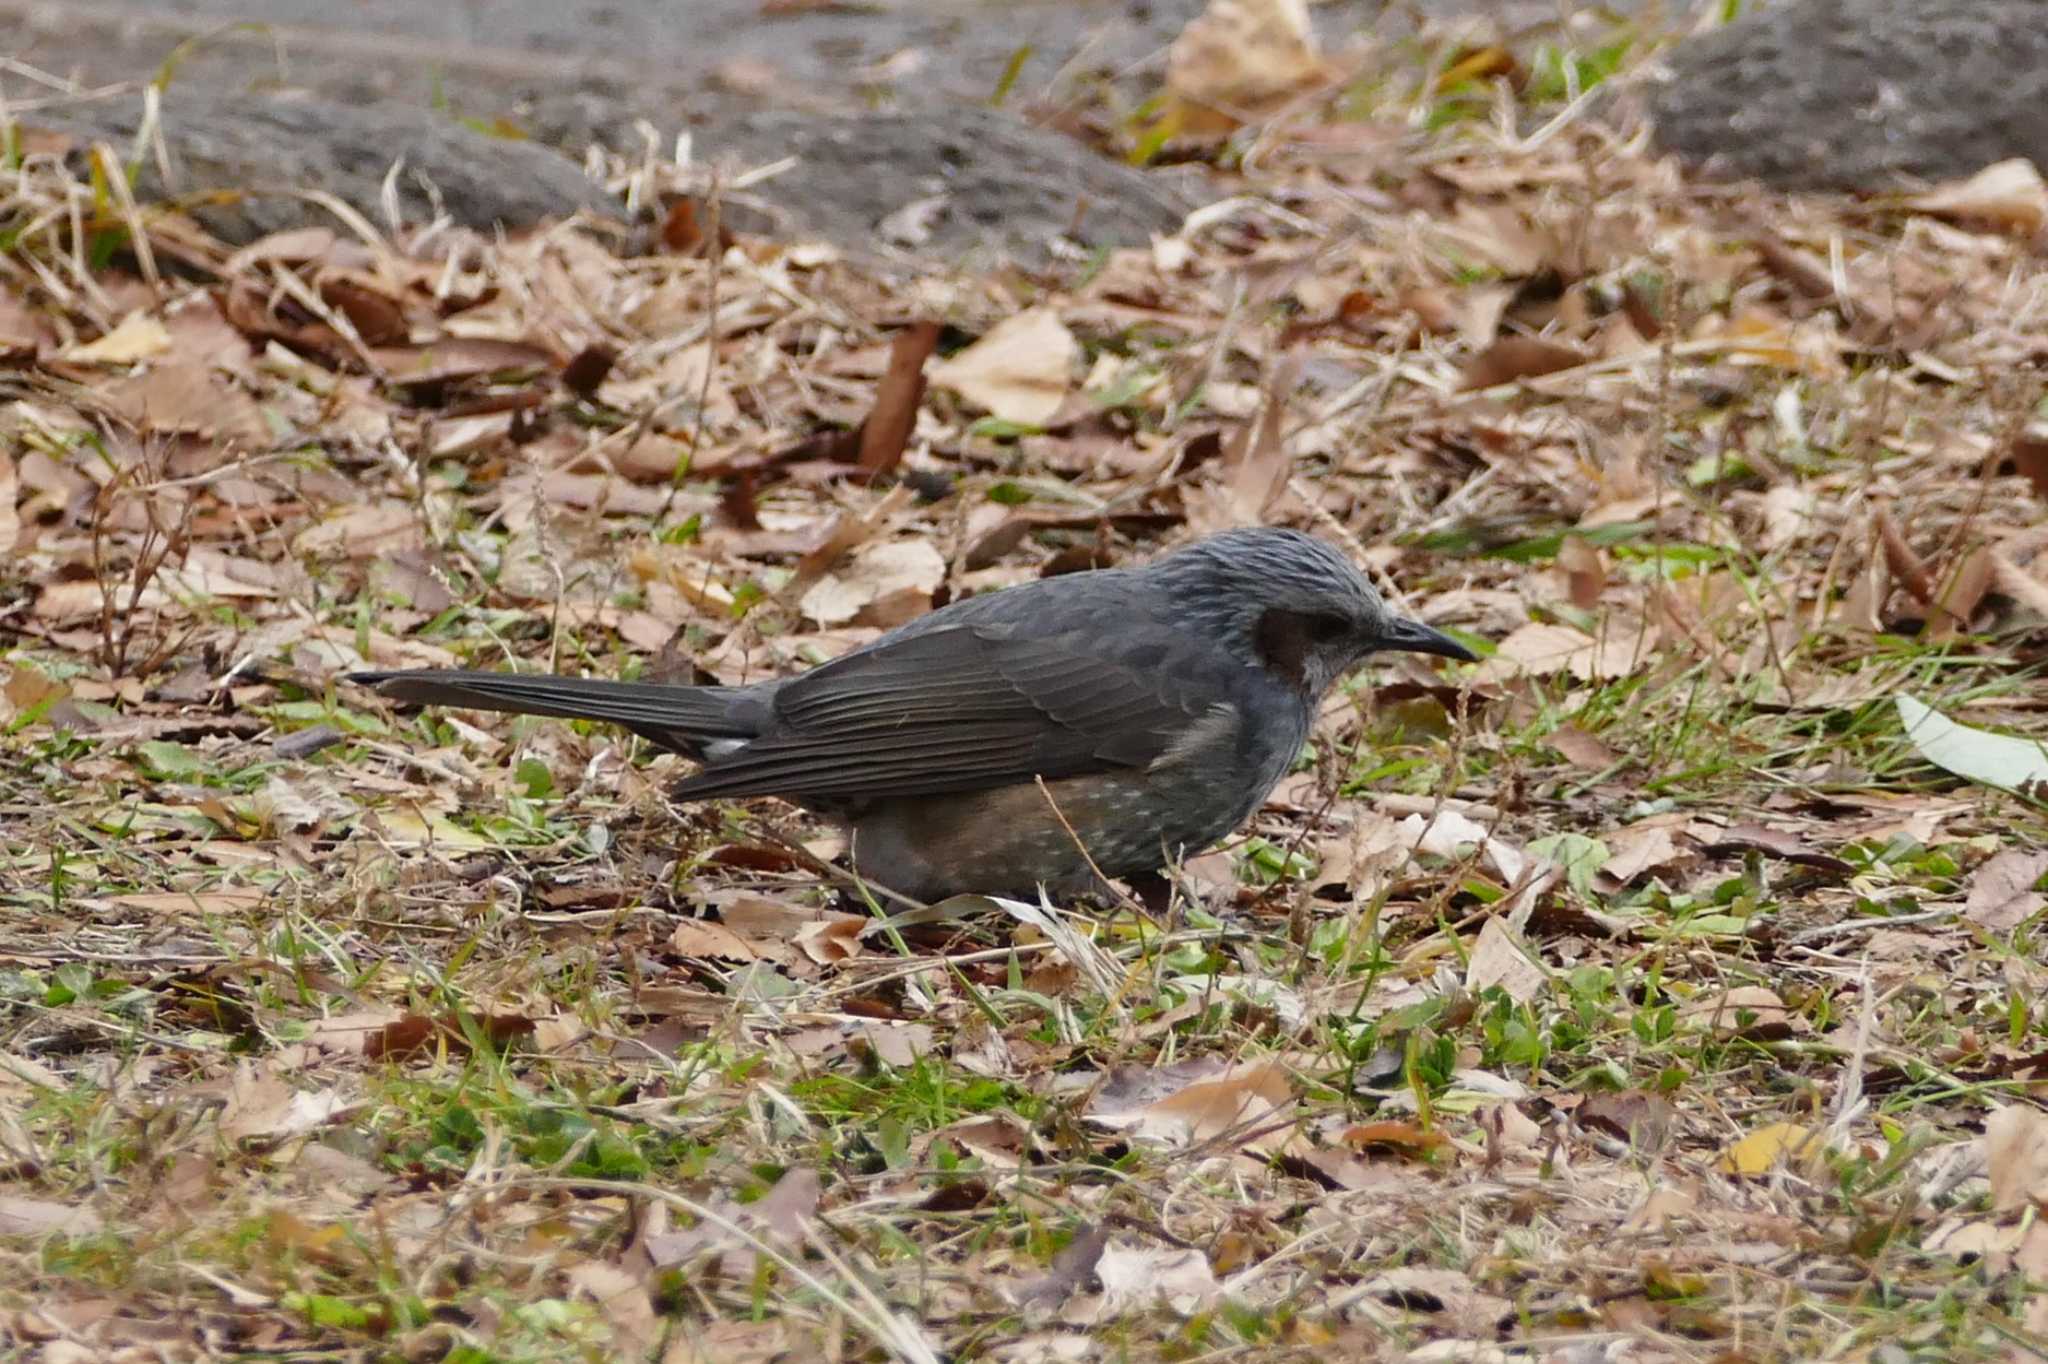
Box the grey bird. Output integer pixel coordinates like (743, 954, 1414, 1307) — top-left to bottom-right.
(349, 527, 1475, 901)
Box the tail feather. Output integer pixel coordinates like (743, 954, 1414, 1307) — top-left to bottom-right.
(348, 669, 757, 758)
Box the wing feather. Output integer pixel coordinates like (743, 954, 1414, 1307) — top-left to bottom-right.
(670, 623, 1229, 803)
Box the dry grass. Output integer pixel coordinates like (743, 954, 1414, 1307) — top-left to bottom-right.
(2, 21, 2048, 1364)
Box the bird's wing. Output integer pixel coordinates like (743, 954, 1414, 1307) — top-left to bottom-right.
(668, 621, 1228, 803)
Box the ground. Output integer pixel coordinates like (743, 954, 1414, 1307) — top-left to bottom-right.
(2, 6, 2048, 1363)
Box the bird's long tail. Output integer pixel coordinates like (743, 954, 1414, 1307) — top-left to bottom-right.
(348, 669, 755, 758)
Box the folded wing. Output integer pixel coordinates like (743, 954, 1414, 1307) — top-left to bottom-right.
(670, 623, 1222, 803)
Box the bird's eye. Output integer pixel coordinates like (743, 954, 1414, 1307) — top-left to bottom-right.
(1308, 612, 1352, 643)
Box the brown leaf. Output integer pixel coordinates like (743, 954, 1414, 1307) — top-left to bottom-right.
(371, 337, 558, 389)
(0, 1193, 101, 1237)
(1089, 1059, 1299, 1154)
(1576, 1089, 1676, 1151)
(1683, 985, 1796, 1041)
(1876, 507, 1938, 608)
(927, 308, 1075, 425)
(319, 277, 410, 346)
(219, 1064, 354, 1142)
(1986, 1105, 2048, 1214)
(1931, 544, 1996, 637)
(1965, 850, 2048, 930)
(1596, 818, 1694, 888)
(669, 918, 786, 964)
(1221, 350, 1302, 526)
(562, 343, 620, 399)
(1458, 335, 1588, 390)
(1166, 0, 1328, 118)
(1546, 726, 1619, 771)
(102, 360, 269, 444)
(565, 1262, 660, 1360)
(1753, 232, 1835, 300)
(362, 1012, 536, 1061)
(1464, 917, 1544, 1002)
(1906, 158, 2048, 234)
(856, 321, 939, 479)
(2006, 433, 2048, 501)
(1557, 534, 1605, 610)
(1703, 823, 1853, 873)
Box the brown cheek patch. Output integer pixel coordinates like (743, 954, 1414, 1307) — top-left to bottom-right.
(1255, 608, 1312, 689)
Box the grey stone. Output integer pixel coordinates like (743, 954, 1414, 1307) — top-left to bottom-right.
(21, 91, 618, 244)
(687, 108, 1196, 264)
(1649, 0, 2048, 191)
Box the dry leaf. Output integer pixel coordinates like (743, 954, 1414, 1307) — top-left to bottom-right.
(928, 308, 1077, 425)
(857, 320, 940, 477)
(1717, 1121, 1827, 1177)
(1907, 158, 2048, 235)
(0, 1193, 102, 1237)
(1684, 985, 1795, 1040)
(565, 1262, 661, 1360)
(1576, 1089, 1676, 1151)
(220, 1064, 354, 1143)
(1986, 1105, 2048, 1213)
(1166, 0, 1327, 119)
(1459, 335, 1587, 390)
(63, 311, 172, 363)
(1089, 1060, 1298, 1155)
(1471, 620, 1649, 684)
(1546, 726, 1619, 771)
(799, 537, 946, 627)
(1464, 917, 1544, 1002)
(1095, 1242, 1219, 1317)
(1965, 850, 2048, 931)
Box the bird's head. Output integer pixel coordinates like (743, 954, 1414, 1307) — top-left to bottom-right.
(1151, 527, 1476, 698)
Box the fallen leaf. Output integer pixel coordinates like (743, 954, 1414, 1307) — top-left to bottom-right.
(1965, 850, 2048, 931)
(857, 321, 940, 478)
(1464, 917, 1545, 1002)
(1459, 335, 1588, 390)
(1088, 1060, 1298, 1155)
(1907, 157, 2048, 235)
(1683, 985, 1796, 1040)
(1596, 818, 1693, 888)
(0, 454, 17, 559)
(62, 311, 171, 363)
(1986, 1105, 2048, 1213)
(1897, 695, 2048, 793)
(798, 537, 946, 627)
(1095, 1241, 1219, 1317)
(565, 1262, 660, 1360)
(220, 1065, 354, 1143)
(0, 1193, 101, 1237)
(1576, 1090, 1676, 1151)
(1166, 0, 1327, 121)
(2007, 433, 2048, 501)
(669, 918, 786, 963)
(928, 308, 1077, 425)
(1717, 1121, 1827, 1177)
(1545, 726, 1619, 771)
(1472, 621, 1649, 684)
(1702, 823, 1852, 873)
(361, 1012, 536, 1061)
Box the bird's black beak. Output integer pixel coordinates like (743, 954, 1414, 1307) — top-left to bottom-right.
(1374, 615, 1478, 663)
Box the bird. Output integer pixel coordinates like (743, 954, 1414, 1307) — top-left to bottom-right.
(349, 527, 1476, 902)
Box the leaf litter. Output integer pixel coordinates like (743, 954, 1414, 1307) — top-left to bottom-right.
(1, 2, 2048, 1359)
